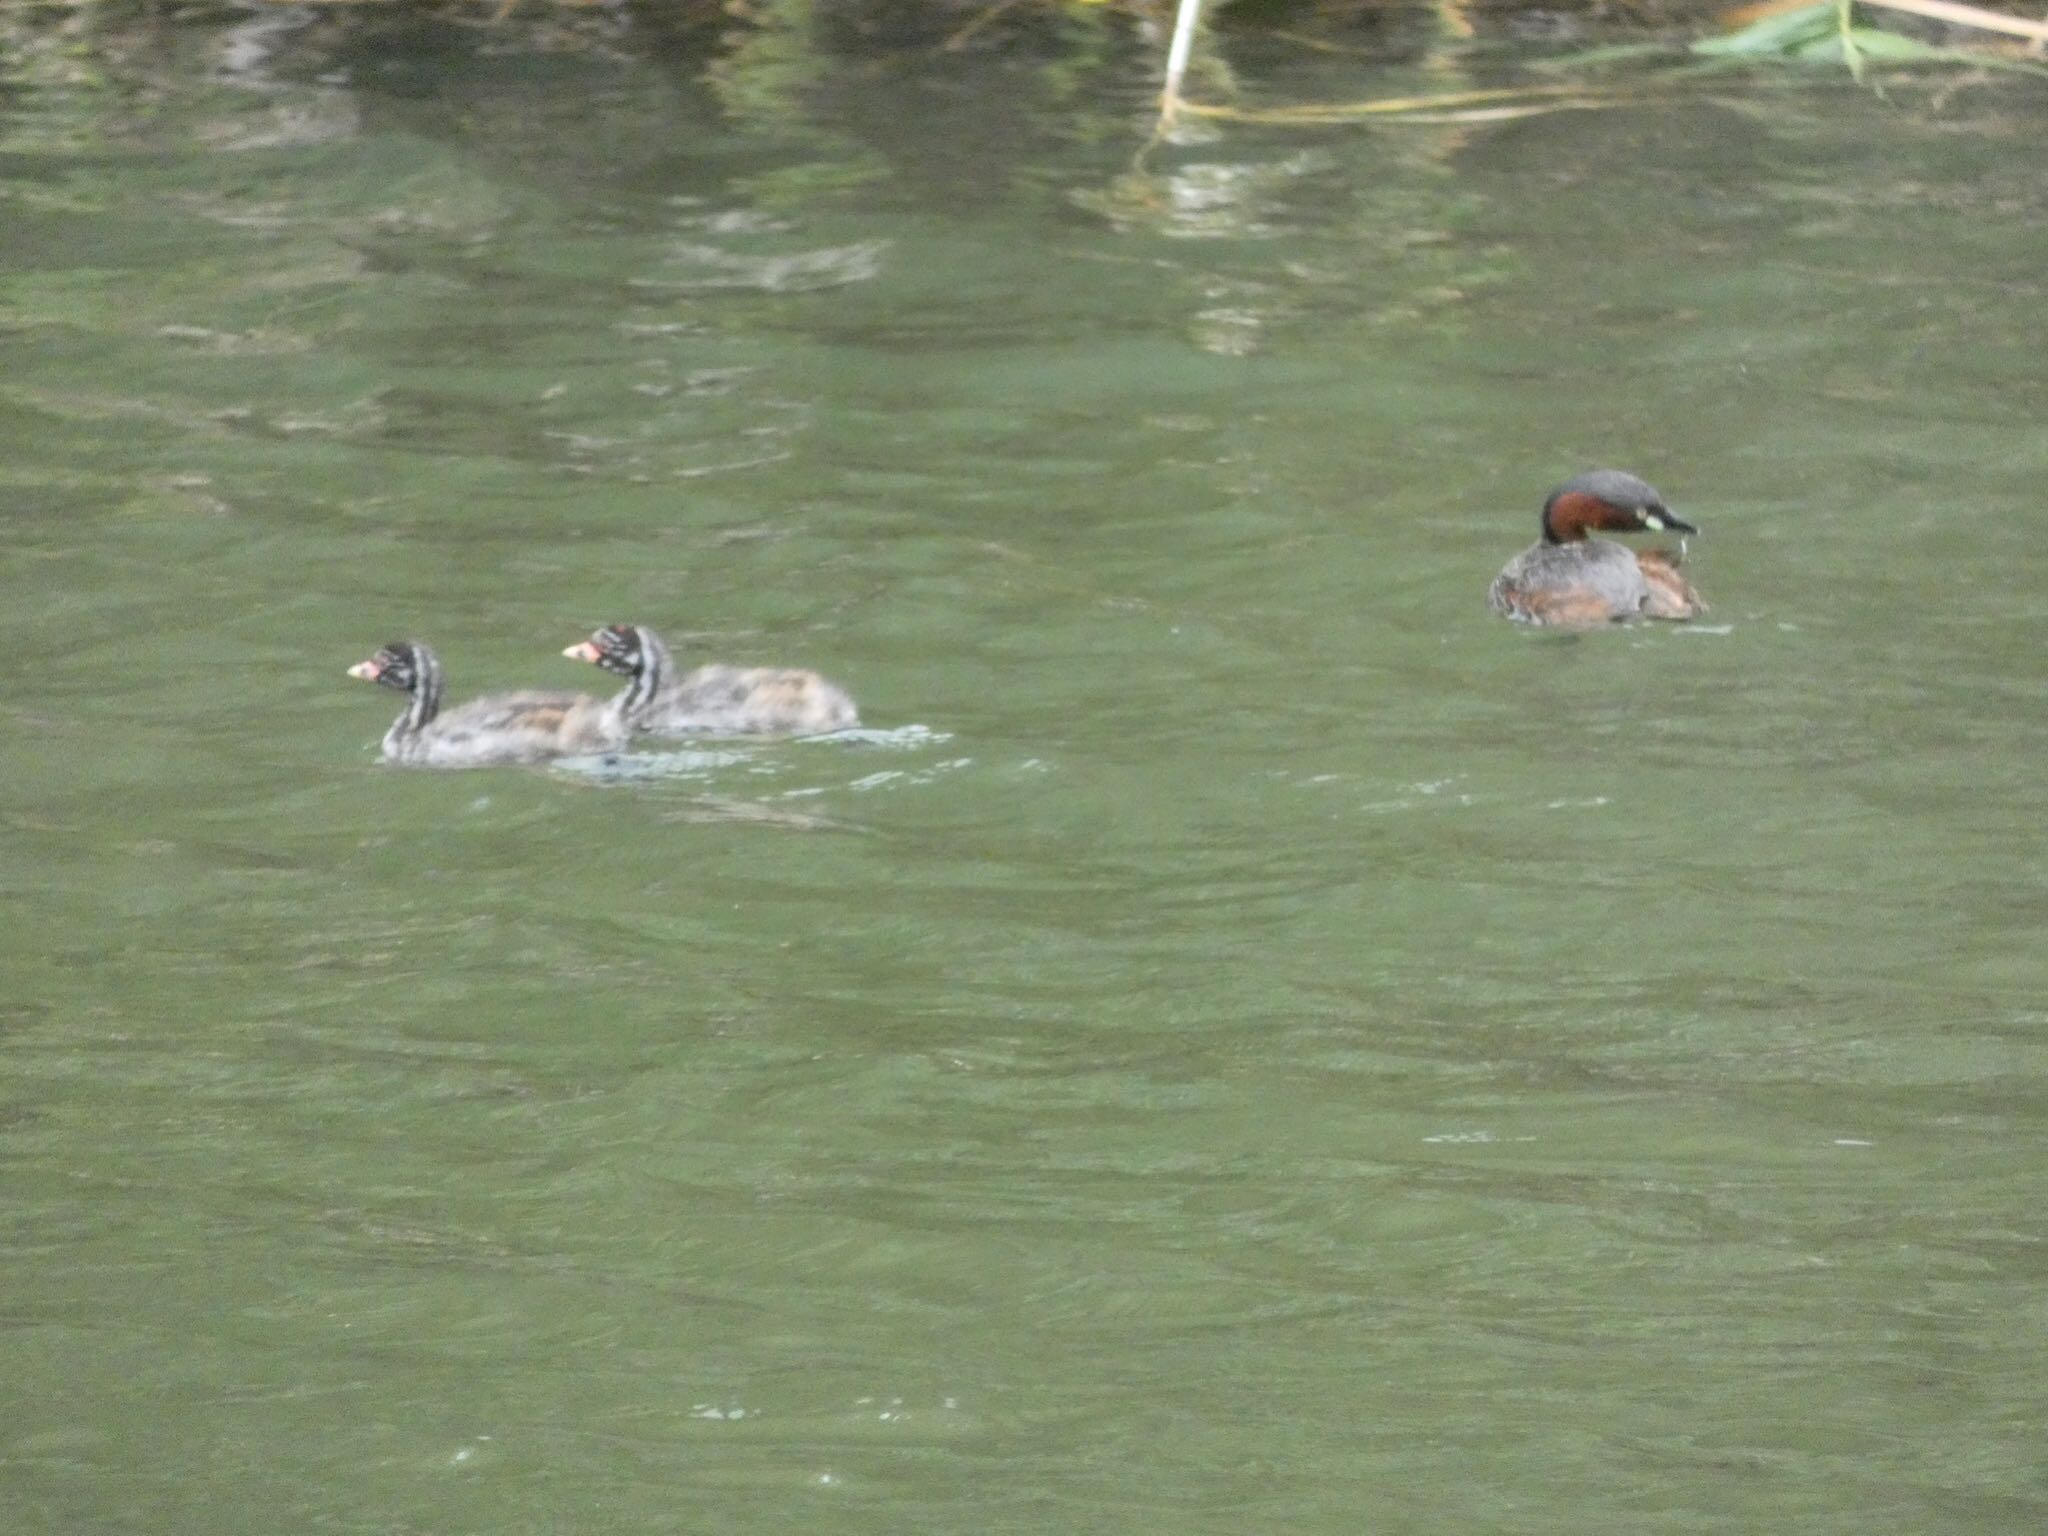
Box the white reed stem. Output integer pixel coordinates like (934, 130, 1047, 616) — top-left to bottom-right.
(1159, 0, 1204, 133)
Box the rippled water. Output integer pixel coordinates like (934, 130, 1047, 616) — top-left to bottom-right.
(4, 10, 2045, 1533)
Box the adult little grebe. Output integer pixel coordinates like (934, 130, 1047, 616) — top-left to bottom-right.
(348, 641, 627, 767)
(562, 624, 858, 737)
(1489, 470, 1705, 626)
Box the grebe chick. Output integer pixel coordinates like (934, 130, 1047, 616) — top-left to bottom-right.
(1489, 469, 1706, 627)
(562, 624, 858, 737)
(348, 641, 627, 768)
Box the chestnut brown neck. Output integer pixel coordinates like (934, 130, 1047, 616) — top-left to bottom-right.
(1542, 491, 1631, 545)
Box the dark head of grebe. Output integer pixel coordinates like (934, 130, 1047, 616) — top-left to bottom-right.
(564, 623, 673, 722)
(1540, 469, 1698, 545)
(348, 641, 440, 710)
(562, 624, 640, 678)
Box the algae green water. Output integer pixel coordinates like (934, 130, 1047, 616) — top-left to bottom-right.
(3, 14, 2045, 1534)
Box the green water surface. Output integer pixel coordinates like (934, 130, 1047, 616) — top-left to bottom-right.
(3, 11, 2045, 1534)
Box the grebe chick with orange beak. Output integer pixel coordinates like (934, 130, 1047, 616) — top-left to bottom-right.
(348, 641, 627, 767)
(563, 624, 858, 737)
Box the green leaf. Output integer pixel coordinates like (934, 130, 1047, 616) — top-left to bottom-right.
(1693, 2, 1839, 57)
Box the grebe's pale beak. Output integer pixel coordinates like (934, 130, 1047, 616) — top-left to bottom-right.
(1642, 508, 1699, 535)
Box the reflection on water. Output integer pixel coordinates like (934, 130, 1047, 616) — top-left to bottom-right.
(1081, 148, 1342, 241)
(552, 722, 955, 787)
(3, 9, 2046, 1536)
(637, 236, 890, 293)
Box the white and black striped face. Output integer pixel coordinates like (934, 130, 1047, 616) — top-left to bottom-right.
(348, 642, 422, 693)
(564, 625, 646, 679)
